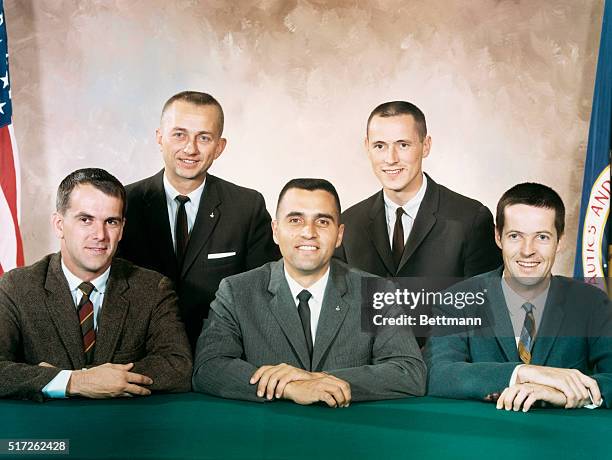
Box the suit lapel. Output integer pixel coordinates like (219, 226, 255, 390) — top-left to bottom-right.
(312, 261, 350, 371)
(44, 254, 86, 369)
(483, 272, 520, 361)
(143, 171, 178, 278)
(181, 175, 221, 277)
(94, 260, 130, 364)
(531, 277, 566, 365)
(266, 261, 311, 369)
(397, 174, 437, 272)
(368, 192, 395, 275)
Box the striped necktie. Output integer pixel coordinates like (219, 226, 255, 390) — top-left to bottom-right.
(518, 302, 536, 364)
(78, 282, 96, 365)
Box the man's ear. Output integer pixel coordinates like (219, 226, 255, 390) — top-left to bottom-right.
(214, 138, 227, 160)
(51, 212, 64, 239)
(422, 135, 432, 159)
(335, 223, 345, 248)
(495, 228, 502, 250)
(271, 219, 279, 245)
(156, 127, 163, 149)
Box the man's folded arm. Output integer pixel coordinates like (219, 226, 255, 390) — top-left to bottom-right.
(0, 284, 62, 402)
(424, 334, 518, 400)
(192, 280, 261, 402)
(130, 277, 193, 393)
(328, 318, 427, 401)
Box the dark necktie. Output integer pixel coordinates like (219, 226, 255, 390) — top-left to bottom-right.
(175, 195, 190, 265)
(78, 282, 96, 365)
(392, 207, 406, 268)
(518, 302, 536, 364)
(297, 290, 313, 369)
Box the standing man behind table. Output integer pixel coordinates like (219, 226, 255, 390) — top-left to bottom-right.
(338, 101, 501, 279)
(0, 168, 192, 401)
(120, 91, 279, 350)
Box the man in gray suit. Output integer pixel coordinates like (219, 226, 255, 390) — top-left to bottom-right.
(424, 183, 612, 411)
(193, 178, 426, 406)
(0, 169, 192, 401)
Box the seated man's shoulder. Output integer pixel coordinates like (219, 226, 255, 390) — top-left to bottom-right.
(218, 260, 275, 290)
(112, 257, 174, 291)
(554, 275, 611, 305)
(0, 254, 55, 293)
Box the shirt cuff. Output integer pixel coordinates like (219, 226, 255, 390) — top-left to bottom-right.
(509, 364, 524, 387)
(42, 370, 72, 398)
(584, 391, 603, 409)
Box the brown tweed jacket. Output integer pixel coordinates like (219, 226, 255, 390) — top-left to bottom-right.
(0, 253, 192, 401)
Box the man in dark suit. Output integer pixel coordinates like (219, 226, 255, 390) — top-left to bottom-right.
(0, 168, 192, 402)
(193, 179, 426, 406)
(424, 183, 612, 411)
(338, 101, 501, 278)
(119, 91, 279, 350)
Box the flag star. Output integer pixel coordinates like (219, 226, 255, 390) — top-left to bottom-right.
(0, 72, 8, 88)
(0, 102, 5, 114)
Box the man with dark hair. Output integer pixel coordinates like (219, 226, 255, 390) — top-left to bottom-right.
(193, 178, 425, 405)
(119, 91, 279, 350)
(0, 168, 192, 401)
(424, 182, 612, 411)
(338, 100, 501, 280)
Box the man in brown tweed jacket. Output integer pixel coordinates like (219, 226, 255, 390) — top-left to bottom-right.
(0, 168, 192, 402)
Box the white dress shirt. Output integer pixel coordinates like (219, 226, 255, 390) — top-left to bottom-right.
(383, 173, 428, 246)
(42, 262, 111, 398)
(284, 267, 330, 345)
(163, 172, 206, 250)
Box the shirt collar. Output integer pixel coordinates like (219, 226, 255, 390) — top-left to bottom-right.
(61, 259, 111, 295)
(284, 265, 331, 305)
(163, 171, 206, 204)
(501, 273, 550, 315)
(383, 173, 427, 219)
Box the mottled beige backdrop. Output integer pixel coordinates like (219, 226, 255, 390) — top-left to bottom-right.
(6, 0, 604, 275)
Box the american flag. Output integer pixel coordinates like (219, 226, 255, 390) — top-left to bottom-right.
(0, 0, 23, 276)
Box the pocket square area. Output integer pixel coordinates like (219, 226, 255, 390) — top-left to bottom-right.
(208, 252, 237, 259)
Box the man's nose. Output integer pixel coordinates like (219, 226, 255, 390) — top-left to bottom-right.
(385, 145, 399, 164)
(183, 137, 198, 155)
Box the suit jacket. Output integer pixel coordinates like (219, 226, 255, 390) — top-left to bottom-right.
(337, 174, 501, 278)
(0, 253, 192, 402)
(192, 259, 426, 402)
(423, 268, 612, 407)
(119, 170, 280, 349)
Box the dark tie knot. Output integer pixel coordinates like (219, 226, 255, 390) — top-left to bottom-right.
(522, 302, 535, 314)
(297, 290, 312, 304)
(176, 195, 190, 205)
(78, 282, 95, 298)
(395, 207, 405, 219)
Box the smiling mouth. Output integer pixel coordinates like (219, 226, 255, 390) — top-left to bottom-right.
(517, 261, 540, 268)
(382, 168, 402, 176)
(297, 245, 318, 251)
(178, 158, 199, 166)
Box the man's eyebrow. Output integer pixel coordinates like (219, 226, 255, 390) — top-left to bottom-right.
(170, 127, 214, 135)
(284, 211, 305, 218)
(74, 212, 94, 219)
(314, 213, 336, 222)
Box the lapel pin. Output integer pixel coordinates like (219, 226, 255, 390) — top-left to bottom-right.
(335, 306, 341, 311)
(210, 212, 215, 218)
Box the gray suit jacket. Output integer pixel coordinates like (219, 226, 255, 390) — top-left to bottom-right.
(0, 253, 193, 402)
(424, 268, 612, 407)
(192, 259, 426, 402)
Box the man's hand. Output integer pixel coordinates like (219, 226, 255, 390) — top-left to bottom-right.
(250, 363, 323, 400)
(517, 365, 601, 408)
(67, 363, 153, 399)
(496, 383, 567, 412)
(283, 375, 352, 408)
